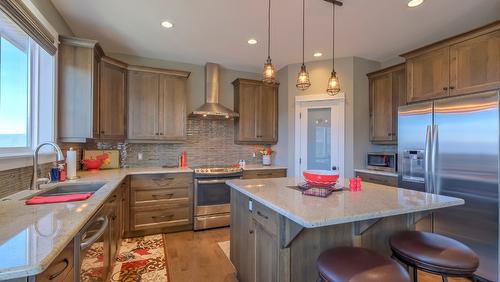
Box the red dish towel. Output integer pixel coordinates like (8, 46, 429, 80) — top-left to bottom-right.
(26, 193, 92, 205)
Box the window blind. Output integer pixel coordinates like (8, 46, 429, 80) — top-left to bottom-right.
(0, 0, 56, 55)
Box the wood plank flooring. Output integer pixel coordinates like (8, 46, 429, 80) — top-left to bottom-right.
(163, 227, 472, 282)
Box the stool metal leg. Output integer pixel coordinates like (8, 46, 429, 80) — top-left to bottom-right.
(441, 274, 448, 282)
(413, 267, 418, 282)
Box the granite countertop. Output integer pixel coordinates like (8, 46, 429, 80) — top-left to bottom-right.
(242, 164, 287, 171)
(0, 167, 192, 280)
(227, 177, 464, 228)
(354, 168, 398, 177)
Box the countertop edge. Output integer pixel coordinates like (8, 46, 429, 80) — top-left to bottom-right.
(227, 181, 464, 228)
(354, 168, 398, 177)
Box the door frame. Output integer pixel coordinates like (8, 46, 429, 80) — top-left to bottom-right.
(294, 93, 345, 180)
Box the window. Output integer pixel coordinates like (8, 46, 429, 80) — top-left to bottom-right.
(0, 10, 55, 156)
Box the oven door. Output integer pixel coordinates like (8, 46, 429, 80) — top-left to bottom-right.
(194, 178, 231, 216)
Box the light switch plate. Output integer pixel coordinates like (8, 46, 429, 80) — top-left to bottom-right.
(248, 199, 253, 211)
(138, 152, 143, 161)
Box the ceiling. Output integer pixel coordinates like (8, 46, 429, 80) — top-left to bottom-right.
(51, 0, 500, 72)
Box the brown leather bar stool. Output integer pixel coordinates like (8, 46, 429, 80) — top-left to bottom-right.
(317, 246, 411, 282)
(389, 231, 479, 282)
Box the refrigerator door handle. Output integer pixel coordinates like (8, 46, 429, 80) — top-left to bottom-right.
(424, 125, 432, 193)
(431, 125, 439, 194)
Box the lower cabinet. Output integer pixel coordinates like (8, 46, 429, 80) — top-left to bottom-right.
(242, 168, 287, 179)
(36, 240, 74, 282)
(355, 171, 398, 187)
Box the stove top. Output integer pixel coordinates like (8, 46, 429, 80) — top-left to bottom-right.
(194, 166, 243, 177)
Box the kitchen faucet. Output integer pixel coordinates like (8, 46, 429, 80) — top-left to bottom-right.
(31, 142, 65, 190)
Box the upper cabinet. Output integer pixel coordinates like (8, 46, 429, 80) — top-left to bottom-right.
(233, 79, 279, 145)
(98, 57, 128, 140)
(127, 66, 190, 142)
(368, 64, 405, 144)
(58, 36, 103, 142)
(402, 21, 500, 104)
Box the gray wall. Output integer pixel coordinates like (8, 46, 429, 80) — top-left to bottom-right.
(108, 53, 260, 113)
(29, 0, 74, 36)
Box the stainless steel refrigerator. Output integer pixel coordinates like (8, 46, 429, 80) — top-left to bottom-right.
(398, 90, 499, 282)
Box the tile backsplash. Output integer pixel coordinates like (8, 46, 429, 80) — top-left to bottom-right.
(0, 163, 52, 198)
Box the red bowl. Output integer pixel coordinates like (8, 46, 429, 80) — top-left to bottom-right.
(82, 159, 103, 170)
(303, 170, 339, 185)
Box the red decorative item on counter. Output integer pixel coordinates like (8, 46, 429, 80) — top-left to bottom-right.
(180, 151, 187, 168)
(82, 153, 109, 171)
(303, 170, 339, 187)
(26, 193, 92, 205)
(349, 177, 362, 192)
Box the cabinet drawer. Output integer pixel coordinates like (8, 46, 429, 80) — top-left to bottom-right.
(243, 169, 286, 179)
(130, 173, 192, 189)
(36, 240, 74, 282)
(252, 200, 278, 235)
(355, 172, 397, 187)
(130, 203, 191, 231)
(130, 187, 189, 207)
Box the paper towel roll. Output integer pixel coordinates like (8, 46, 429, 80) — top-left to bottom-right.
(66, 148, 77, 179)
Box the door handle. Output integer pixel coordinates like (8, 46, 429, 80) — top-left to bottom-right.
(431, 125, 439, 194)
(80, 216, 109, 250)
(424, 125, 432, 193)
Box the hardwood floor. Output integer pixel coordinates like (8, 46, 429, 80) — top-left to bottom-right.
(163, 227, 472, 282)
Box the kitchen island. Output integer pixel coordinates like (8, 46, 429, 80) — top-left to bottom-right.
(227, 177, 464, 282)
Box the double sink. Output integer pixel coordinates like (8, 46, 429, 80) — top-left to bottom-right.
(24, 182, 107, 201)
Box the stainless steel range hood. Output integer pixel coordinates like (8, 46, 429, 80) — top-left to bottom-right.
(189, 63, 239, 119)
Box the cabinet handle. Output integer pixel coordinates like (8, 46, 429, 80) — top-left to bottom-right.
(159, 133, 164, 135)
(48, 258, 69, 280)
(449, 86, 455, 90)
(152, 214, 174, 221)
(152, 177, 174, 182)
(443, 87, 448, 91)
(249, 230, 254, 234)
(152, 193, 174, 199)
(257, 211, 269, 219)
(256, 173, 273, 177)
(100, 131, 105, 134)
(155, 133, 159, 136)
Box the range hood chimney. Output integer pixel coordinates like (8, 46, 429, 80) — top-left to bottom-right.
(189, 63, 239, 119)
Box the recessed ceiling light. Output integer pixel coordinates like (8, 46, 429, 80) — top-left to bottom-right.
(407, 0, 424, 7)
(161, 21, 174, 28)
(313, 52, 323, 57)
(247, 39, 258, 45)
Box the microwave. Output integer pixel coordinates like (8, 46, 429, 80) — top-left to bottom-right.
(367, 152, 397, 172)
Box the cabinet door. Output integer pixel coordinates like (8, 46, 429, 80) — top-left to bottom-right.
(252, 219, 278, 282)
(406, 47, 450, 103)
(127, 71, 159, 139)
(36, 239, 74, 282)
(92, 53, 100, 138)
(257, 85, 278, 143)
(237, 84, 259, 142)
(159, 75, 187, 141)
(450, 30, 500, 96)
(99, 61, 127, 139)
(370, 73, 395, 142)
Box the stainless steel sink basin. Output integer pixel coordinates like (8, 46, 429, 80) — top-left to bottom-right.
(23, 182, 107, 200)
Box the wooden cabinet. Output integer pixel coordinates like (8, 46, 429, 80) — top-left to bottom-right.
(127, 66, 190, 142)
(402, 21, 500, 103)
(58, 36, 103, 142)
(367, 64, 405, 144)
(35, 239, 74, 282)
(252, 219, 278, 282)
(242, 168, 287, 179)
(233, 79, 279, 144)
(449, 30, 500, 96)
(97, 57, 127, 139)
(125, 172, 193, 237)
(355, 171, 397, 187)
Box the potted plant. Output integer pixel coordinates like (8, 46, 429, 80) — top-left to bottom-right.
(259, 148, 274, 166)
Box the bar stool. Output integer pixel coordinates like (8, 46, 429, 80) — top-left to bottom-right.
(389, 231, 479, 282)
(317, 246, 411, 282)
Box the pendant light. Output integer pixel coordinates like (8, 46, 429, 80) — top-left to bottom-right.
(326, 0, 341, 95)
(262, 0, 277, 84)
(296, 0, 311, 91)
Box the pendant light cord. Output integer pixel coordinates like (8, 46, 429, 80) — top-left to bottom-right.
(302, 0, 305, 65)
(268, 0, 271, 59)
(332, 1, 335, 72)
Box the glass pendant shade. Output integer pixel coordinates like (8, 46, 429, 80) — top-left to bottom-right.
(326, 71, 341, 95)
(296, 64, 311, 91)
(263, 57, 276, 84)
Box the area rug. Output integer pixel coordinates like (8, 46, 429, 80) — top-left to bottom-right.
(218, 240, 230, 260)
(81, 234, 170, 282)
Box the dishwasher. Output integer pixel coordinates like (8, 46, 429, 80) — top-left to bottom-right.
(74, 206, 111, 281)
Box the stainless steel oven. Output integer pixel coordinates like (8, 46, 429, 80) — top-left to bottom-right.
(367, 152, 397, 172)
(194, 167, 242, 230)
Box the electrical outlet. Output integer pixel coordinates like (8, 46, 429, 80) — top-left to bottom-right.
(252, 152, 256, 158)
(138, 152, 143, 161)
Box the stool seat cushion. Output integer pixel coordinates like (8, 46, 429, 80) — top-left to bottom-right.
(317, 247, 411, 282)
(390, 231, 479, 274)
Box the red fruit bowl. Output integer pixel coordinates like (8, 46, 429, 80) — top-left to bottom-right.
(82, 159, 103, 171)
(303, 170, 339, 186)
